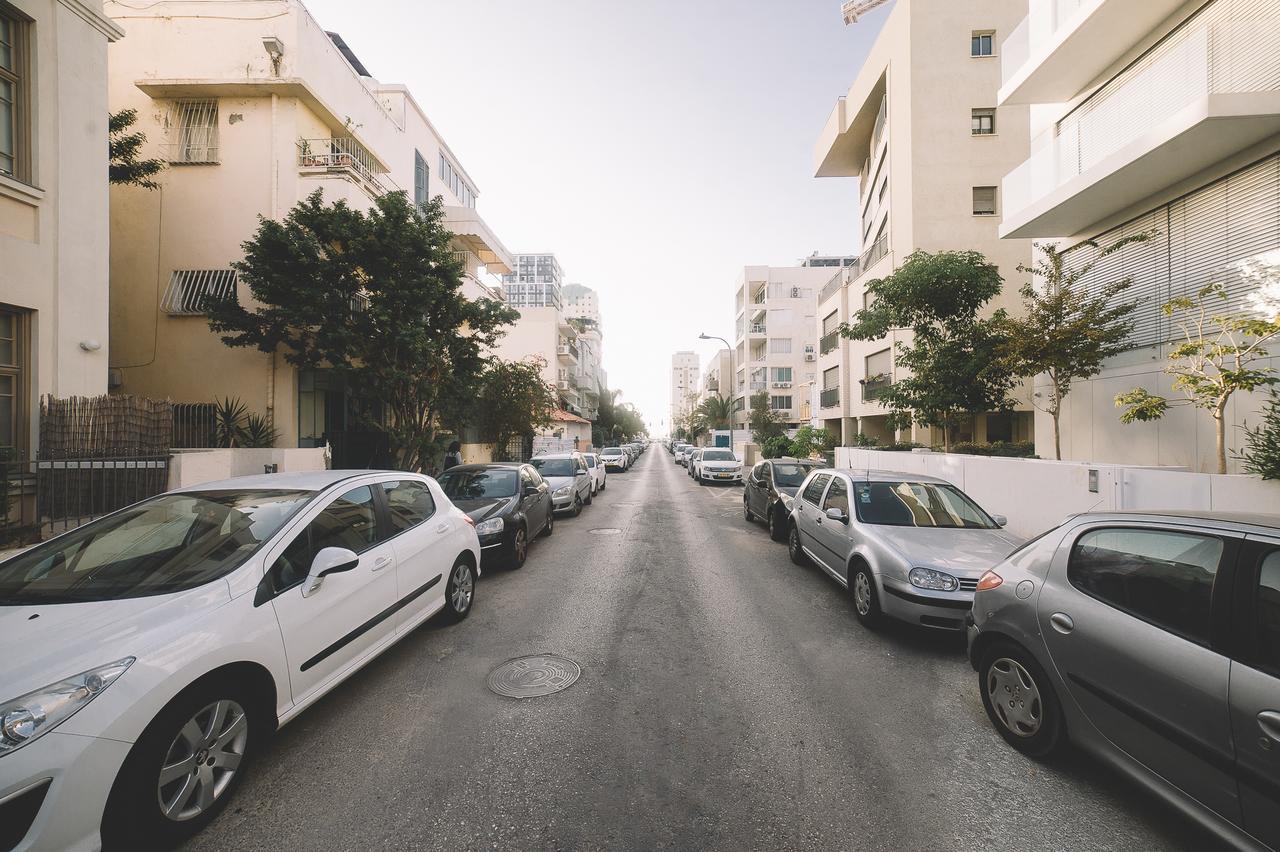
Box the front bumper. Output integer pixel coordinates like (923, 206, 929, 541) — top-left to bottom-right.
(965, 611, 981, 668)
(879, 580, 975, 631)
(0, 731, 132, 852)
(551, 493, 577, 512)
(700, 468, 742, 483)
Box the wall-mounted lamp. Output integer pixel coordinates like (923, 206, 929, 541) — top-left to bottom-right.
(79, 339, 102, 352)
(262, 36, 285, 75)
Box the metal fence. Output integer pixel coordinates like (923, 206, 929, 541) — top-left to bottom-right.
(172, 402, 219, 448)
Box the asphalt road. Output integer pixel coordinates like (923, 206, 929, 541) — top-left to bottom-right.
(186, 449, 1223, 851)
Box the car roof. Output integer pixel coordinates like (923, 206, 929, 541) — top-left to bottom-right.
(1068, 510, 1280, 533)
(532, 452, 579, 459)
(173, 469, 414, 493)
(441, 463, 522, 473)
(768, 457, 822, 464)
(813, 467, 954, 485)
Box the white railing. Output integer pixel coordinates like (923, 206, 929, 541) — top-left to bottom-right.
(297, 137, 398, 196)
(749, 323, 767, 335)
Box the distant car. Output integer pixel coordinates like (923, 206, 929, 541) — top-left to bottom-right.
(676, 445, 695, 467)
(787, 469, 1020, 631)
(671, 443, 687, 461)
(530, 453, 593, 516)
(686, 448, 704, 478)
(437, 463, 553, 569)
(0, 471, 479, 850)
(582, 452, 607, 493)
(744, 458, 825, 540)
(600, 447, 628, 472)
(694, 448, 741, 485)
(967, 512, 1280, 851)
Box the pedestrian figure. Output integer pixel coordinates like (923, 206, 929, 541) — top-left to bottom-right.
(443, 441, 463, 470)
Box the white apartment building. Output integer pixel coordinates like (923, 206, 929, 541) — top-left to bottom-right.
(699, 348, 734, 405)
(503, 253, 563, 310)
(1, 0, 122, 456)
(563, 282, 600, 323)
(813, 0, 1035, 446)
(998, 0, 1280, 472)
(105, 0, 513, 463)
(493, 306, 586, 419)
(670, 351, 700, 428)
(562, 284, 604, 421)
(731, 266, 828, 431)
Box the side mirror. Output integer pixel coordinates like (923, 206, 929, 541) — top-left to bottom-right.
(993, 514, 1008, 528)
(301, 547, 359, 598)
(825, 507, 848, 524)
(523, 485, 539, 497)
(576, 469, 588, 478)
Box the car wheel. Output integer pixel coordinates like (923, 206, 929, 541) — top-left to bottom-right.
(510, 525, 528, 569)
(102, 680, 263, 849)
(788, 524, 808, 566)
(744, 498, 754, 522)
(571, 494, 582, 517)
(585, 488, 593, 506)
(768, 507, 786, 542)
(848, 563, 882, 628)
(441, 557, 476, 623)
(540, 511, 554, 537)
(979, 641, 1065, 758)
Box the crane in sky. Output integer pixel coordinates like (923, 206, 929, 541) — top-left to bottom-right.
(841, 0, 892, 25)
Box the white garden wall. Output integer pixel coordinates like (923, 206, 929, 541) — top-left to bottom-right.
(169, 448, 328, 490)
(833, 448, 1280, 538)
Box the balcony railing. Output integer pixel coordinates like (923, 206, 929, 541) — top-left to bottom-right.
(749, 381, 767, 391)
(862, 376, 892, 402)
(748, 323, 767, 335)
(870, 94, 887, 156)
(819, 270, 849, 304)
(860, 233, 890, 273)
(820, 387, 841, 409)
(297, 137, 397, 196)
(820, 330, 841, 355)
(557, 340, 580, 361)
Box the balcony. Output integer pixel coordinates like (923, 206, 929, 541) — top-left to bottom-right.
(443, 207, 515, 275)
(819, 270, 847, 305)
(297, 137, 397, 197)
(749, 381, 768, 391)
(1001, 0, 1280, 238)
(557, 340, 580, 363)
(748, 323, 767, 336)
(862, 376, 892, 402)
(820, 331, 841, 356)
(820, 387, 841, 409)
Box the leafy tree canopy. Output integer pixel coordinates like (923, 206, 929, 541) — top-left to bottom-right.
(475, 357, 558, 460)
(109, 109, 165, 189)
(749, 391, 785, 445)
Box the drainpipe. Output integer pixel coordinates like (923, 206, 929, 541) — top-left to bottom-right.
(265, 93, 279, 435)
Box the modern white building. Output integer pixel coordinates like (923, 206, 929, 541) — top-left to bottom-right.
(670, 350, 700, 429)
(502, 253, 563, 310)
(813, 0, 1036, 446)
(493, 306, 586, 418)
(731, 266, 828, 431)
(563, 284, 604, 421)
(1, 0, 122, 456)
(998, 0, 1280, 472)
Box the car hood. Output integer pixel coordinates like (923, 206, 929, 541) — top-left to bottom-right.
(776, 485, 801, 498)
(0, 582, 232, 700)
(870, 526, 1022, 576)
(542, 475, 574, 490)
(702, 460, 740, 469)
(452, 496, 516, 522)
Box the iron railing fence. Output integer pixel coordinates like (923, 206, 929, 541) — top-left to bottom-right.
(820, 387, 841, 409)
(171, 402, 220, 448)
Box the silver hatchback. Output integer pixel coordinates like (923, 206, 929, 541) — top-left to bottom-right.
(967, 511, 1280, 850)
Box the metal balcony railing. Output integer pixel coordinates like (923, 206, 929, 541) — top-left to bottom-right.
(862, 376, 892, 402)
(749, 381, 767, 391)
(749, 323, 767, 335)
(820, 330, 841, 355)
(298, 137, 398, 196)
(820, 387, 840, 409)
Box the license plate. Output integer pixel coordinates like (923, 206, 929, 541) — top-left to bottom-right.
(717, 473, 730, 479)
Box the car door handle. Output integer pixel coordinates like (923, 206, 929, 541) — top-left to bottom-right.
(1049, 612, 1074, 634)
(435, 522, 450, 534)
(370, 555, 392, 572)
(1258, 711, 1280, 744)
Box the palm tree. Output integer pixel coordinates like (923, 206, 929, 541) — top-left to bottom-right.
(695, 394, 733, 431)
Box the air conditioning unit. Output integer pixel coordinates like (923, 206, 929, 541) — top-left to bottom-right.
(558, 380, 570, 390)
(791, 287, 801, 297)
(773, 382, 792, 389)
(804, 353, 816, 362)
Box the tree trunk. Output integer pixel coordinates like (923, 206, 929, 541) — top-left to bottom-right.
(1215, 401, 1228, 475)
(1052, 409, 1062, 461)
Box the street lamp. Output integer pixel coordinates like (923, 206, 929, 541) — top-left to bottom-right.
(699, 333, 734, 452)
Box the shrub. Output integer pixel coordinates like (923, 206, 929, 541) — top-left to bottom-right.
(850, 432, 880, 448)
(947, 441, 1037, 458)
(881, 441, 924, 452)
(1238, 394, 1280, 480)
(762, 435, 794, 459)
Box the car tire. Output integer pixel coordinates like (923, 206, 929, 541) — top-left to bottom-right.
(510, 525, 528, 569)
(585, 489, 593, 506)
(848, 562, 883, 629)
(540, 512, 554, 537)
(101, 678, 265, 850)
(979, 641, 1065, 759)
(744, 498, 754, 522)
(571, 494, 582, 517)
(768, 506, 786, 542)
(440, 557, 476, 624)
(788, 524, 808, 566)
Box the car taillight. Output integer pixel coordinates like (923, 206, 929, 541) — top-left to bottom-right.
(976, 570, 1003, 592)
(461, 515, 476, 527)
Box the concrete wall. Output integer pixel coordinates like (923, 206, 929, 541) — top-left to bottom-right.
(169, 446, 326, 489)
(834, 446, 1280, 538)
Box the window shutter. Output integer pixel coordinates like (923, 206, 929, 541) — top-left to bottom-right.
(973, 186, 998, 215)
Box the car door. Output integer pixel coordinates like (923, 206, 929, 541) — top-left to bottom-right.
(812, 475, 852, 583)
(747, 463, 769, 516)
(377, 477, 452, 633)
(1037, 523, 1241, 824)
(266, 482, 399, 705)
(575, 456, 592, 500)
(520, 466, 548, 533)
(1228, 534, 1280, 848)
(794, 473, 833, 568)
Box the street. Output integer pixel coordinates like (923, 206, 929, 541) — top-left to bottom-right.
(185, 449, 1217, 852)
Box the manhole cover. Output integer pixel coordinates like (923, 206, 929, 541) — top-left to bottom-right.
(487, 654, 581, 699)
(589, 527, 622, 535)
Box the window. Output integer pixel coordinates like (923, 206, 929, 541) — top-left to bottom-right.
(878, 178, 889, 203)
(0, 6, 29, 181)
(381, 480, 435, 533)
(1255, 549, 1280, 673)
(822, 366, 839, 390)
(865, 348, 892, 379)
(823, 478, 849, 515)
(1068, 528, 1224, 645)
(802, 473, 831, 506)
(769, 395, 792, 410)
(973, 186, 998, 216)
(971, 108, 996, 135)
(769, 338, 792, 355)
(438, 152, 476, 208)
(160, 269, 238, 315)
(270, 485, 381, 592)
(822, 311, 839, 336)
(771, 367, 792, 383)
(0, 308, 24, 451)
(852, 481, 998, 529)
(413, 149, 429, 207)
(168, 99, 219, 164)
(971, 31, 995, 57)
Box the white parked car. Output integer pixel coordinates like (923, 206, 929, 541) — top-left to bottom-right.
(694, 448, 742, 485)
(599, 447, 628, 472)
(0, 470, 480, 850)
(582, 452, 607, 494)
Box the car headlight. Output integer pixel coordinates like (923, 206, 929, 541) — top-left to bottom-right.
(554, 485, 572, 497)
(475, 517, 504, 536)
(0, 658, 134, 756)
(780, 494, 795, 511)
(909, 567, 959, 592)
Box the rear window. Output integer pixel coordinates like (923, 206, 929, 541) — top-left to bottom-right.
(437, 469, 517, 499)
(772, 463, 817, 487)
(530, 457, 576, 478)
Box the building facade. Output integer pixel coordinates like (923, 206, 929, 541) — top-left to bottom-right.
(1, 0, 122, 456)
(670, 350, 700, 429)
(562, 284, 604, 421)
(731, 266, 828, 431)
(502, 253, 563, 310)
(493, 305, 586, 419)
(813, 0, 1035, 446)
(998, 0, 1280, 472)
(105, 0, 512, 460)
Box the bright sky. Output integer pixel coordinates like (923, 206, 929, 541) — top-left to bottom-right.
(305, 0, 890, 434)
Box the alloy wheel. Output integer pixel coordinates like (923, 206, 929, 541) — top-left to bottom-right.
(157, 699, 248, 822)
(513, 528, 527, 566)
(853, 572, 872, 616)
(986, 658, 1044, 737)
(451, 562, 475, 613)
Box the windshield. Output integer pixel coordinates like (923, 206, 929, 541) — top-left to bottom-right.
(773, 463, 818, 487)
(852, 481, 997, 529)
(585, 456, 597, 467)
(438, 469, 518, 499)
(531, 458, 576, 478)
(701, 450, 736, 462)
(0, 489, 313, 604)
(602, 448, 622, 456)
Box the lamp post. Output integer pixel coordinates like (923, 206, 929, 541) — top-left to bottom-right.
(699, 333, 734, 451)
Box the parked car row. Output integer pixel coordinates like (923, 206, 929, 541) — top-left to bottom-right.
(736, 461, 1280, 851)
(0, 446, 643, 850)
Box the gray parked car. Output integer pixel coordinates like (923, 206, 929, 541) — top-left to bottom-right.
(967, 511, 1280, 851)
(786, 469, 1020, 631)
(529, 453, 593, 516)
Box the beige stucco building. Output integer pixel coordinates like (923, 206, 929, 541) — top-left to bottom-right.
(104, 0, 512, 461)
(998, 0, 1280, 472)
(813, 0, 1035, 447)
(1, 0, 122, 456)
(669, 350, 699, 429)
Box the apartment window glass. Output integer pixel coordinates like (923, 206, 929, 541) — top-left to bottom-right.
(771, 367, 792, 383)
(769, 338, 792, 355)
(413, 149, 429, 207)
(971, 108, 996, 135)
(973, 186, 998, 216)
(168, 99, 218, 164)
(0, 7, 27, 180)
(866, 348, 892, 379)
(0, 308, 23, 450)
(770, 396, 792, 410)
(822, 367, 839, 390)
(822, 311, 839, 336)
(971, 31, 994, 56)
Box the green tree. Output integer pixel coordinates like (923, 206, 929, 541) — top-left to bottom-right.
(694, 394, 733, 431)
(476, 357, 557, 461)
(207, 190, 517, 471)
(749, 391, 785, 445)
(1237, 393, 1280, 479)
(109, 109, 165, 189)
(843, 250, 1016, 451)
(1000, 235, 1152, 460)
(790, 425, 835, 459)
(1117, 283, 1280, 474)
